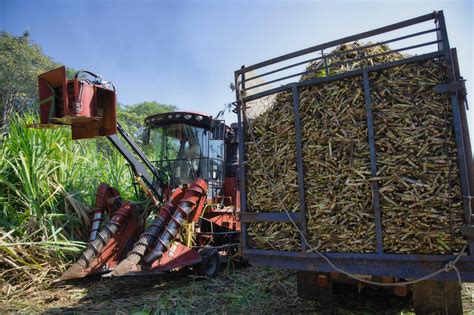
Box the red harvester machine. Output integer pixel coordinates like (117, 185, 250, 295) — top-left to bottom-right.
(36, 66, 240, 279)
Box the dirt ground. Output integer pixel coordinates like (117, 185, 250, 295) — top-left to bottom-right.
(1, 266, 474, 314)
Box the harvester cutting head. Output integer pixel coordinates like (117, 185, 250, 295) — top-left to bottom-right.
(37, 66, 117, 139)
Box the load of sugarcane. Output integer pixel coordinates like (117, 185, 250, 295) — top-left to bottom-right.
(245, 42, 466, 254)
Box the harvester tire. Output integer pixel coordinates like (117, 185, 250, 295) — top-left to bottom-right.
(195, 250, 220, 278)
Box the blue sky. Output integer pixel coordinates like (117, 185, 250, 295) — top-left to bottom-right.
(1, 0, 472, 125)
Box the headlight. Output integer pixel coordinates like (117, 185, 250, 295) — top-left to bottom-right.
(195, 115, 203, 121)
(184, 114, 192, 120)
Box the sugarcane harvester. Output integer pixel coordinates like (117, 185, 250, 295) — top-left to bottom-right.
(35, 66, 240, 279)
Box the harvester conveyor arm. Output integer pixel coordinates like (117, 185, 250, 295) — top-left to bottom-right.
(107, 123, 166, 201)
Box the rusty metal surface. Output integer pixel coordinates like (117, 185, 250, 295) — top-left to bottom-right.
(37, 66, 117, 140)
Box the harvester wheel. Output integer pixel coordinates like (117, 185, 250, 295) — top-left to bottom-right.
(195, 250, 220, 278)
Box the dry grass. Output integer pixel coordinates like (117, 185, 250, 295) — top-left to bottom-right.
(0, 229, 85, 301)
(1, 266, 414, 314)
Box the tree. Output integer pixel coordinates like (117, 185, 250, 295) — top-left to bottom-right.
(117, 101, 177, 140)
(0, 31, 176, 137)
(0, 32, 58, 128)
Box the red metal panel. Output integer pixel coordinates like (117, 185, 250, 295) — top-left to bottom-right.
(150, 242, 201, 272)
(88, 216, 142, 274)
(208, 212, 240, 231)
(223, 177, 238, 205)
(71, 121, 100, 139)
(38, 66, 67, 124)
(37, 66, 117, 140)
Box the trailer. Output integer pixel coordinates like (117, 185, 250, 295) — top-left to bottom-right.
(234, 11, 472, 313)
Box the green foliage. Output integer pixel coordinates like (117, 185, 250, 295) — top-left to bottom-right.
(0, 31, 178, 292)
(118, 101, 176, 139)
(0, 109, 176, 294)
(0, 113, 140, 241)
(0, 32, 58, 128)
(66, 67, 77, 80)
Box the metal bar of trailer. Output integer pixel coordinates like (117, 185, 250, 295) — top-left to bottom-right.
(437, 12, 474, 253)
(362, 70, 383, 254)
(243, 247, 474, 262)
(323, 50, 329, 76)
(242, 50, 444, 103)
(324, 39, 441, 73)
(244, 27, 439, 84)
(245, 54, 325, 83)
(196, 231, 240, 236)
(451, 48, 474, 209)
(241, 212, 301, 223)
(243, 84, 292, 103)
(291, 85, 308, 252)
(246, 254, 474, 282)
(236, 11, 438, 75)
(244, 39, 441, 93)
(236, 67, 249, 250)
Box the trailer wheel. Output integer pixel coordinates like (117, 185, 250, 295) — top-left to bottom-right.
(195, 251, 220, 278)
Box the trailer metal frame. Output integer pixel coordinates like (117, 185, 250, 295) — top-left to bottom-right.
(234, 11, 474, 281)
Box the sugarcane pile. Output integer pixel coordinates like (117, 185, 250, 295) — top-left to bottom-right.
(371, 64, 465, 253)
(246, 42, 466, 254)
(245, 91, 301, 251)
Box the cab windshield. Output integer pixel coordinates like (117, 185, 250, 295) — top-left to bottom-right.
(148, 123, 208, 186)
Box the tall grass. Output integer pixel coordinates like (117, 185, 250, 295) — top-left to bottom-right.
(0, 113, 135, 298)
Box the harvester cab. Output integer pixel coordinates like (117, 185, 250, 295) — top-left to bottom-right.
(35, 66, 240, 280)
(143, 111, 238, 204)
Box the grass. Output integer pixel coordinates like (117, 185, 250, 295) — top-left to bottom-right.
(0, 266, 416, 314)
(0, 113, 137, 297)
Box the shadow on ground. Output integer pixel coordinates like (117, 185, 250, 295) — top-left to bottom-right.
(4, 266, 412, 314)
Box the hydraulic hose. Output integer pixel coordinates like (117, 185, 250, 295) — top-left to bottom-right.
(60, 202, 133, 280)
(143, 179, 207, 264)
